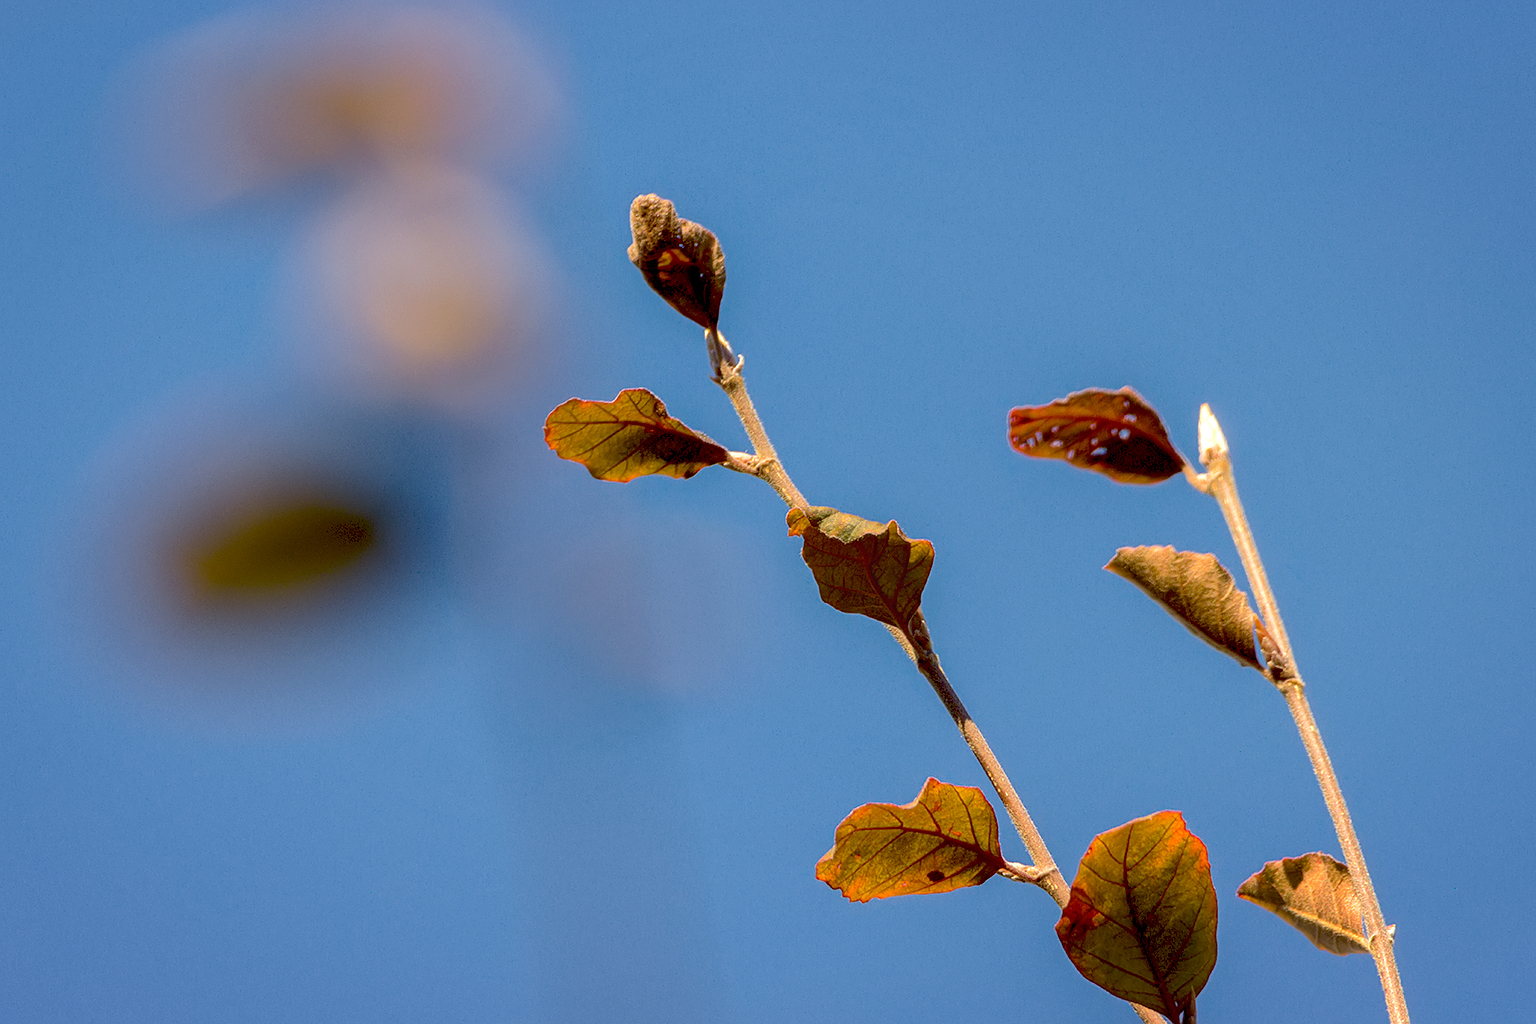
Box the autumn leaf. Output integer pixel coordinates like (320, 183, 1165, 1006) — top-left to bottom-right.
(544, 389, 729, 482)
(786, 506, 933, 635)
(1105, 546, 1262, 670)
(1238, 853, 1372, 956)
(1009, 387, 1184, 484)
(1056, 811, 1218, 1024)
(628, 194, 726, 331)
(816, 778, 1006, 902)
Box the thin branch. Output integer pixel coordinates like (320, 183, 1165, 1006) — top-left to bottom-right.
(1194, 404, 1409, 1024)
(714, 347, 1168, 1024)
(1278, 678, 1409, 1023)
(715, 345, 808, 510)
(904, 611, 1070, 906)
(715, 356, 1070, 895)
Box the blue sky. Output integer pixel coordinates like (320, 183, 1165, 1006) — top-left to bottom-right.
(3, 1, 1533, 1021)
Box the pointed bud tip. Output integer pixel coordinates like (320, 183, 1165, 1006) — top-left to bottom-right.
(1198, 403, 1228, 465)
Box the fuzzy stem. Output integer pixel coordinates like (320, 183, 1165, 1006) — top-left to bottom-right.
(1278, 678, 1409, 1023)
(904, 612, 1069, 905)
(892, 621, 1168, 1024)
(715, 350, 808, 510)
(717, 357, 1167, 1024)
(715, 358, 1069, 895)
(1196, 411, 1409, 1024)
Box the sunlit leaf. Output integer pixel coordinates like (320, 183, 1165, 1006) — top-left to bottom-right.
(786, 506, 933, 635)
(544, 389, 729, 482)
(1238, 852, 1372, 956)
(1105, 546, 1261, 670)
(1009, 387, 1184, 484)
(816, 778, 1005, 902)
(187, 502, 377, 598)
(628, 194, 726, 330)
(1056, 811, 1218, 1024)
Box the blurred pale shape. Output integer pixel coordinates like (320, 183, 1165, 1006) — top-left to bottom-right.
(300, 163, 543, 405)
(127, 4, 559, 206)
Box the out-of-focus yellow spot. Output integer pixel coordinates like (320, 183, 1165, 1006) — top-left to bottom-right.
(347, 194, 506, 372)
(250, 51, 459, 168)
(186, 502, 377, 599)
(127, 6, 560, 206)
(311, 165, 530, 394)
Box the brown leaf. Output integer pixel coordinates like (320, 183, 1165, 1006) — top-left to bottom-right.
(786, 506, 933, 635)
(1105, 546, 1261, 670)
(628, 194, 726, 331)
(544, 389, 729, 482)
(816, 778, 1005, 902)
(1009, 387, 1184, 484)
(1238, 853, 1372, 956)
(1056, 811, 1218, 1024)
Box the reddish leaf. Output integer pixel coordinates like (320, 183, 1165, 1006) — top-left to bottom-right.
(816, 778, 1005, 902)
(544, 389, 729, 482)
(1238, 853, 1372, 956)
(1009, 387, 1184, 484)
(1056, 811, 1218, 1023)
(627, 194, 726, 331)
(786, 506, 933, 635)
(1105, 546, 1262, 670)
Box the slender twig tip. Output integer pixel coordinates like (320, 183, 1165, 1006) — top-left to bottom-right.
(1198, 403, 1229, 466)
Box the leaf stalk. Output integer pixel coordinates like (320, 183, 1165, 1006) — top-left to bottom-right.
(1194, 406, 1409, 1024)
(999, 860, 1050, 885)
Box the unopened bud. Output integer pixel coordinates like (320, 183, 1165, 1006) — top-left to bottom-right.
(627, 194, 726, 331)
(1198, 403, 1229, 466)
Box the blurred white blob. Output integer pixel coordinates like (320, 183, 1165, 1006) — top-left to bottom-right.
(123, 3, 561, 208)
(291, 162, 549, 409)
(61, 379, 455, 725)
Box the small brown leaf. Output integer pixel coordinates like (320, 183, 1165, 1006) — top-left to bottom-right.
(628, 194, 726, 331)
(544, 389, 729, 482)
(1105, 546, 1261, 670)
(1009, 387, 1184, 484)
(1056, 811, 1218, 1024)
(786, 506, 933, 635)
(816, 778, 1006, 902)
(1238, 853, 1372, 956)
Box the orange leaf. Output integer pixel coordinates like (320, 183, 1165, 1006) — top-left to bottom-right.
(544, 389, 729, 482)
(816, 778, 1005, 902)
(1238, 852, 1372, 956)
(1056, 811, 1218, 1024)
(1009, 387, 1184, 484)
(786, 506, 933, 635)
